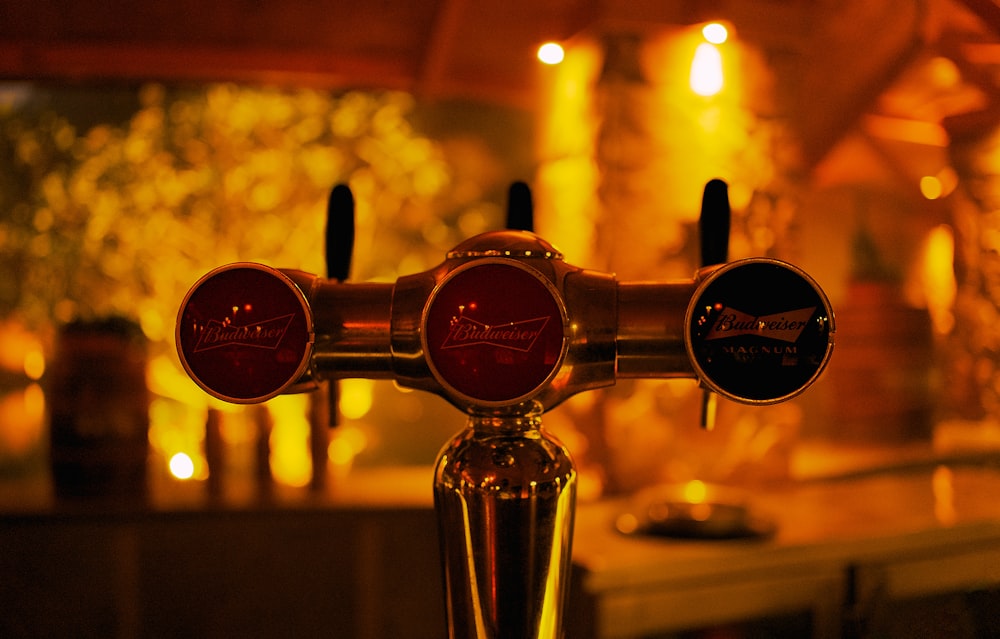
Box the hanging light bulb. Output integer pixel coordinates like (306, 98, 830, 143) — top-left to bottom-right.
(538, 42, 565, 65)
(702, 23, 729, 45)
(690, 42, 723, 96)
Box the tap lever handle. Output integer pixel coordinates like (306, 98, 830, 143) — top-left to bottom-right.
(698, 178, 730, 431)
(324, 183, 355, 429)
(506, 181, 534, 232)
(699, 178, 730, 267)
(326, 183, 355, 283)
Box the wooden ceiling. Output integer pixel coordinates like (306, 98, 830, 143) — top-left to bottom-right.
(2, 0, 1000, 169)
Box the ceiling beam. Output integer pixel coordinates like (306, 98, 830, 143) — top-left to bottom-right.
(955, 0, 1000, 35)
(415, 0, 467, 99)
(0, 41, 415, 90)
(794, 0, 927, 169)
(862, 113, 950, 147)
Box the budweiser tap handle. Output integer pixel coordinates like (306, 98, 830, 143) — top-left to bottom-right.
(506, 181, 534, 232)
(697, 178, 731, 430)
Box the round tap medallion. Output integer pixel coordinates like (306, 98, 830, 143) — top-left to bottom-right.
(686, 259, 835, 403)
(176, 264, 313, 403)
(424, 260, 566, 406)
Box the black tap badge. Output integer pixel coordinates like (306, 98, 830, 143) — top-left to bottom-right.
(686, 258, 834, 404)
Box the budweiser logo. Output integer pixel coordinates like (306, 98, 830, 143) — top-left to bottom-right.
(441, 316, 550, 352)
(705, 306, 815, 343)
(193, 314, 295, 352)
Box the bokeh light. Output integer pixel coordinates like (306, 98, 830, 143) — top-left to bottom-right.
(538, 42, 565, 65)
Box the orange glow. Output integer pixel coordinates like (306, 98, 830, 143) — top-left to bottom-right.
(0, 321, 45, 377)
(932, 465, 956, 526)
(920, 224, 957, 334)
(23, 349, 45, 381)
(937, 166, 958, 196)
(929, 56, 961, 88)
(689, 502, 713, 521)
(920, 175, 943, 200)
(863, 114, 949, 147)
(0, 384, 46, 456)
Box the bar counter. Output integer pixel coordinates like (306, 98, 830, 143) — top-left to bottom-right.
(567, 456, 1000, 638)
(2, 453, 1000, 638)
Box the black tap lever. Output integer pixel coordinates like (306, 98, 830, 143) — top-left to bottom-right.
(326, 183, 355, 283)
(700, 178, 730, 267)
(321, 184, 356, 430)
(698, 178, 731, 431)
(506, 181, 534, 232)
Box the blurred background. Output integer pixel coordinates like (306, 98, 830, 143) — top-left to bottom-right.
(2, 1, 1000, 637)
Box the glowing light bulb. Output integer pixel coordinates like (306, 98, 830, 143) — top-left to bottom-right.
(169, 452, 195, 480)
(702, 23, 728, 44)
(538, 42, 565, 65)
(690, 43, 724, 96)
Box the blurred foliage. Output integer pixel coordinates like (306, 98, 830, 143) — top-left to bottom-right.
(0, 83, 505, 353)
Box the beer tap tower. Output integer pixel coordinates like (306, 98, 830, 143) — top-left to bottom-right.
(176, 180, 835, 639)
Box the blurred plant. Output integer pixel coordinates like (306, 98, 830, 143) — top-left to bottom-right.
(0, 83, 492, 354)
(0, 83, 520, 481)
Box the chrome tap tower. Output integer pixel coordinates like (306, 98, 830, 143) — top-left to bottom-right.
(176, 181, 834, 639)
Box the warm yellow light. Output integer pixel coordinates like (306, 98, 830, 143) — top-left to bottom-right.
(690, 43, 724, 96)
(538, 42, 565, 65)
(920, 175, 943, 200)
(702, 23, 729, 44)
(929, 56, 960, 88)
(328, 437, 354, 466)
(0, 383, 46, 456)
(922, 224, 957, 335)
(22, 382, 45, 422)
(23, 349, 45, 380)
(328, 425, 367, 465)
(139, 305, 165, 342)
(932, 465, 956, 526)
(169, 452, 196, 480)
(683, 479, 708, 503)
(936, 166, 958, 197)
(267, 396, 312, 488)
(339, 378, 375, 420)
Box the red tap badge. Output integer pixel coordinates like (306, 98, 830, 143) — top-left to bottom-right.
(176, 264, 313, 403)
(424, 261, 566, 406)
(686, 258, 835, 403)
